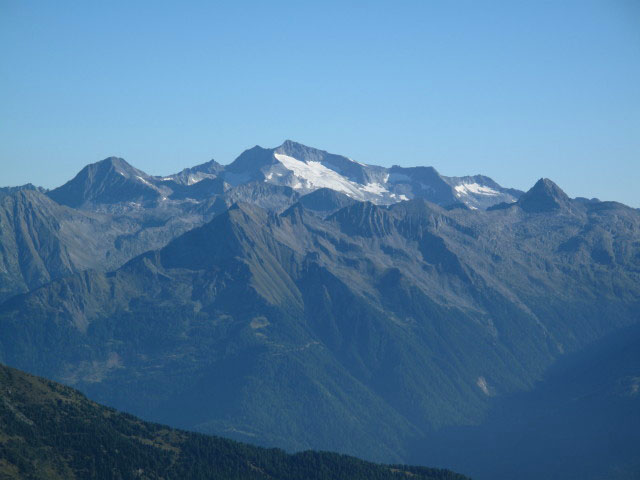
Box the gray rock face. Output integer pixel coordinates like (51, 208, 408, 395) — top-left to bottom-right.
(297, 188, 356, 214)
(0, 190, 76, 300)
(517, 178, 571, 212)
(48, 157, 164, 208)
(0, 183, 47, 200)
(0, 189, 214, 302)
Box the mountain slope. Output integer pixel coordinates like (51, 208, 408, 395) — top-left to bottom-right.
(0, 184, 47, 200)
(412, 322, 640, 480)
(0, 190, 76, 301)
(443, 175, 521, 210)
(0, 363, 467, 480)
(48, 157, 165, 208)
(1, 180, 638, 466)
(162, 158, 224, 186)
(0, 188, 217, 303)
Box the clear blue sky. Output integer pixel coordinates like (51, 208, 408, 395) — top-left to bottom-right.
(1, 0, 639, 206)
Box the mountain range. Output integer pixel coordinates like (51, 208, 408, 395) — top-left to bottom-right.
(1, 141, 521, 304)
(47, 140, 521, 210)
(0, 140, 638, 479)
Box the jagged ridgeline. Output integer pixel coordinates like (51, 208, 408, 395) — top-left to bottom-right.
(1, 141, 639, 479)
(0, 141, 520, 303)
(0, 363, 467, 480)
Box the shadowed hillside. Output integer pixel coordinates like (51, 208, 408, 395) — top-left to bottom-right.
(0, 363, 467, 480)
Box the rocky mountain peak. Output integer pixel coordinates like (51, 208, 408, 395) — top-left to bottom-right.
(47, 156, 158, 208)
(518, 178, 571, 213)
(274, 140, 337, 164)
(99, 156, 135, 173)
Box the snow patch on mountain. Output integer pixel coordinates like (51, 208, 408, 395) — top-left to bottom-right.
(362, 182, 388, 195)
(454, 183, 500, 197)
(274, 153, 368, 198)
(136, 176, 155, 188)
(272, 153, 401, 204)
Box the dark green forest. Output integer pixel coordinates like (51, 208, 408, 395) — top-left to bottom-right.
(0, 363, 468, 480)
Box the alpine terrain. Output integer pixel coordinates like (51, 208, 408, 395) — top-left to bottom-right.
(0, 141, 638, 479)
